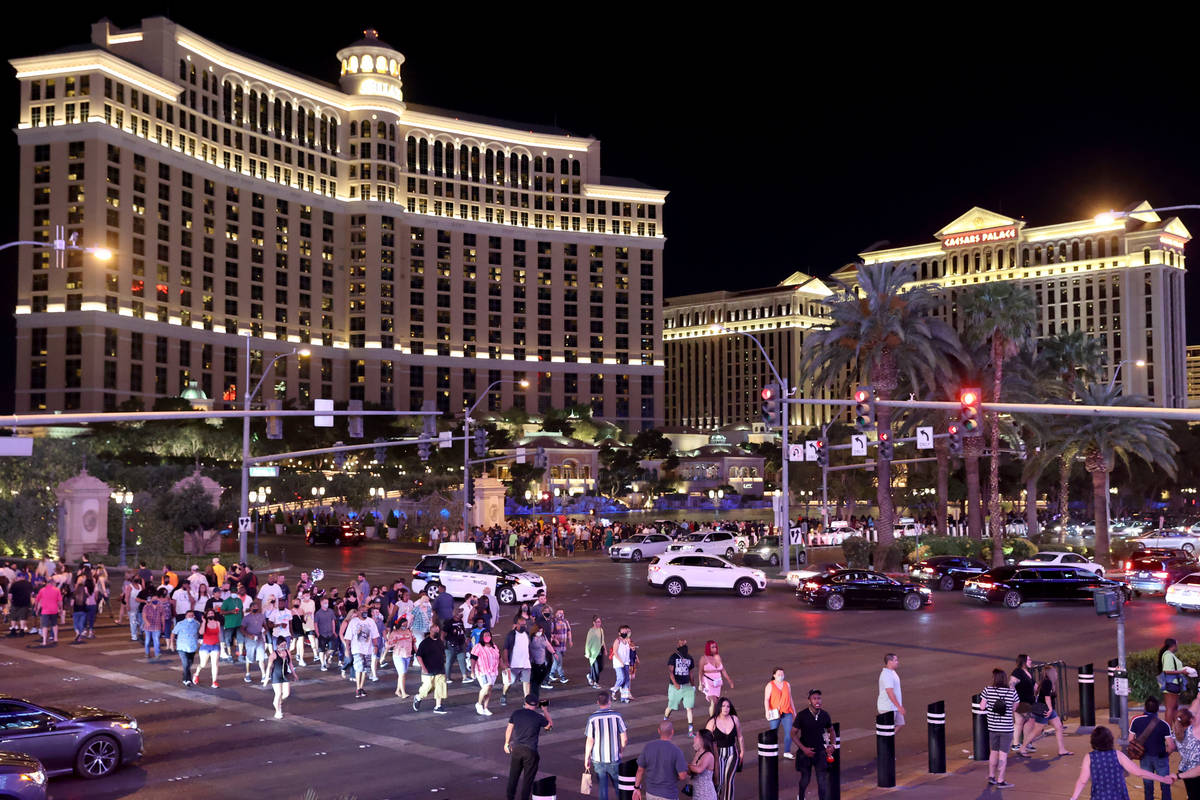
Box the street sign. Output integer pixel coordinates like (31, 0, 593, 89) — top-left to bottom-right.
(787, 444, 805, 462)
(437, 430, 452, 449)
(0, 438, 33, 456)
(248, 465, 279, 477)
(788, 526, 805, 546)
(1114, 677, 1129, 697)
(851, 434, 867, 457)
(515, 447, 527, 464)
(916, 426, 934, 450)
(238, 516, 252, 533)
(805, 440, 819, 461)
(314, 399, 334, 427)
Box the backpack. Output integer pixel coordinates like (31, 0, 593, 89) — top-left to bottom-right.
(991, 693, 1007, 716)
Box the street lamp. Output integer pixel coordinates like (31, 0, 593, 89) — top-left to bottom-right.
(239, 341, 309, 563)
(463, 378, 529, 532)
(0, 227, 114, 266)
(708, 488, 724, 519)
(110, 490, 133, 567)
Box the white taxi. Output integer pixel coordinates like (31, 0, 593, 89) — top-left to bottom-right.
(648, 552, 766, 597)
(410, 543, 547, 605)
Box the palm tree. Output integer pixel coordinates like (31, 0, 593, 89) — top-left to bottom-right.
(960, 283, 1037, 566)
(801, 262, 960, 554)
(1048, 383, 1178, 567)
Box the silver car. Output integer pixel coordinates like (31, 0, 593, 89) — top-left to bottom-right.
(0, 696, 142, 779)
(610, 532, 675, 562)
(0, 751, 47, 800)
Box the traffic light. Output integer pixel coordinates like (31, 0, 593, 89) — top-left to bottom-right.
(348, 399, 364, 439)
(1017, 440, 1028, 461)
(473, 427, 488, 458)
(333, 443, 347, 469)
(959, 388, 982, 437)
(948, 421, 963, 456)
(373, 437, 387, 464)
(878, 429, 894, 461)
(853, 386, 875, 432)
(534, 446, 548, 469)
(761, 385, 782, 428)
(265, 399, 283, 440)
(815, 438, 828, 467)
(417, 436, 432, 462)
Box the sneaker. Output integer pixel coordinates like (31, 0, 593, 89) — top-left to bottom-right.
(211, 681, 220, 689)
(559, 677, 569, 684)
(500, 695, 507, 706)
(540, 683, 554, 690)
(433, 706, 448, 714)
(274, 710, 283, 719)
(321, 664, 328, 672)
(995, 781, 1015, 788)
(182, 680, 190, 687)
(987, 777, 997, 785)
(782, 752, 795, 760)
(475, 702, 484, 715)
(461, 677, 474, 684)
(244, 675, 252, 683)
(481, 707, 493, 716)
(413, 697, 421, 712)
(369, 675, 379, 682)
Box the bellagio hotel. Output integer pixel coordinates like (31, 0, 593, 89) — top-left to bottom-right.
(10, 17, 666, 430)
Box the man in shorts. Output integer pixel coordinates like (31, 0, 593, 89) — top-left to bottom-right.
(6, 573, 33, 636)
(663, 637, 696, 736)
(344, 606, 379, 699)
(240, 601, 267, 683)
(33, 579, 62, 647)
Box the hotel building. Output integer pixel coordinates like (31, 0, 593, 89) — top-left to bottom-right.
(10, 17, 666, 430)
(664, 203, 1189, 429)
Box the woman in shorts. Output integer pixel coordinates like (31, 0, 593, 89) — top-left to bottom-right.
(194, 610, 223, 688)
(470, 629, 500, 716)
(382, 616, 415, 698)
(1018, 663, 1072, 757)
(265, 637, 295, 719)
(240, 601, 267, 683)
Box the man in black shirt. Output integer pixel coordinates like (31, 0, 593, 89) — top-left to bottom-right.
(791, 689, 834, 799)
(6, 576, 33, 636)
(504, 694, 553, 800)
(413, 625, 448, 714)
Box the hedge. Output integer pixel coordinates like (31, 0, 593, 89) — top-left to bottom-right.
(1128, 644, 1200, 706)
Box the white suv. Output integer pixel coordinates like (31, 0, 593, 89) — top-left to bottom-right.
(648, 553, 766, 597)
(411, 544, 547, 605)
(666, 531, 740, 558)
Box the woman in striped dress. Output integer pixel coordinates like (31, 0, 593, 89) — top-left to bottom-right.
(705, 697, 743, 800)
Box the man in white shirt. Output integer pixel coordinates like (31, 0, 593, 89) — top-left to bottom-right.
(186, 565, 208, 596)
(343, 606, 379, 698)
(429, 526, 440, 550)
(171, 583, 193, 622)
(877, 652, 905, 728)
(256, 574, 284, 608)
(501, 616, 533, 705)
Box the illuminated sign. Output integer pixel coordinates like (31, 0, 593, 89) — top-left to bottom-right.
(359, 78, 403, 102)
(941, 225, 1018, 249)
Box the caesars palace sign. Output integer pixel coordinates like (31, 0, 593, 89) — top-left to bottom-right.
(941, 225, 1019, 249)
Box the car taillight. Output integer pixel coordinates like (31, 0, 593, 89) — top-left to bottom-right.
(648, 565, 660, 572)
(1154, 572, 1170, 579)
(974, 582, 994, 590)
(1124, 561, 1132, 571)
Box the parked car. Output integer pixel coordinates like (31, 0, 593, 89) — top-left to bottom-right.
(785, 562, 847, 588)
(1019, 551, 1105, 576)
(1132, 530, 1200, 554)
(1124, 552, 1199, 596)
(0, 697, 142, 780)
(647, 553, 766, 597)
(610, 532, 676, 562)
(306, 522, 365, 547)
(963, 565, 1131, 608)
(411, 544, 547, 605)
(909, 556, 988, 591)
(797, 569, 932, 611)
(666, 531, 740, 558)
(1165, 573, 1200, 613)
(0, 751, 46, 800)
(742, 535, 783, 568)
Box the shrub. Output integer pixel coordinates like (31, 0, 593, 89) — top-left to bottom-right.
(841, 535, 872, 568)
(1128, 644, 1200, 707)
(1110, 539, 1142, 565)
(915, 536, 985, 560)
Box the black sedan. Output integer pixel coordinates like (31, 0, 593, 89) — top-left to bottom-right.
(0, 696, 142, 779)
(742, 536, 783, 567)
(963, 565, 1131, 608)
(909, 556, 988, 591)
(797, 569, 933, 611)
(306, 522, 365, 546)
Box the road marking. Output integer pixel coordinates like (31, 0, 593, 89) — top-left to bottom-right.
(101, 647, 147, 656)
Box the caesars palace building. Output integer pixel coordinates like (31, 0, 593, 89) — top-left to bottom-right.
(10, 17, 666, 430)
(665, 205, 1189, 430)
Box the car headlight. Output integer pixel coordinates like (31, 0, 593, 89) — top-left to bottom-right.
(918, 587, 932, 594)
(19, 770, 46, 785)
(750, 570, 766, 580)
(113, 720, 138, 729)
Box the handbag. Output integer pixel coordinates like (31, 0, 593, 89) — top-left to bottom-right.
(1029, 702, 1050, 717)
(1124, 716, 1158, 760)
(1015, 701, 1033, 715)
(580, 771, 592, 794)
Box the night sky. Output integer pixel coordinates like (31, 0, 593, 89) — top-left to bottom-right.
(3, 9, 1197, 413)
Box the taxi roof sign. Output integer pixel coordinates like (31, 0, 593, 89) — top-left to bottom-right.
(437, 542, 478, 555)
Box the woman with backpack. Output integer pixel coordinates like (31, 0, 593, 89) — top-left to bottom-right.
(980, 668, 1019, 788)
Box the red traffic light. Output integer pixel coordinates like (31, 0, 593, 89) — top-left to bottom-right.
(854, 388, 869, 403)
(761, 387, 774, 401)
(960, 389, 978, 406)
(878, 430, 891, 442)
(948, 423, 960, 435)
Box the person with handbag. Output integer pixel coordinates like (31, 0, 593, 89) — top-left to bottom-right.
(584, 691, 627, 800)
(1129, 696, 1174, 800)
(1019, 663, 1073, 757)
(1069, 726, 1175, 800)
(1161, 639, 1187, 726)
(980, 668, 1020, 788)
(765, 667, 797, 759)
(1010, 654, 1037, 752)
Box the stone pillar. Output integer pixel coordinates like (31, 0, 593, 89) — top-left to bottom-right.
(55, 471, 112, 563)
(470, 476, 507, 530)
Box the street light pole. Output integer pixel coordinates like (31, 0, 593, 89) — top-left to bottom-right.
(1104, 359, 1145, 529)
(463, 379, 528, 536)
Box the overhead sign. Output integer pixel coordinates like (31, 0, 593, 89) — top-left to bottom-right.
(787, 444, 805, 462)
(851, 434, 867, 457)
(0, 438, 33, 456)
(314, 399, 334, 428)
(805, 440, 820, 461)
(515, 447, 527, 464)
(248, 465, 279, 477)
(238, 516, 252, 533)
(437, 430, 452, 449)
(941, 225, 1018, 249)
(916, 426, 934, 450)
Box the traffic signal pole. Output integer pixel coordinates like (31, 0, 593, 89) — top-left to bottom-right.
(780, 378, 793, 572)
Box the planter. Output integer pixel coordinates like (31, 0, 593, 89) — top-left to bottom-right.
(387, 527, 399, 541)
(365, 526, 378, 539)
(274, 524, 284, 535)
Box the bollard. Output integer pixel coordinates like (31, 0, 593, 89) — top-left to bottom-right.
(1107, 658, 1120, 723)
(829, 721, 842, 800)
(927, 700, 946, 773)
(531, 775, 556, 800)
(1078, 663, 1096, 729)
(617, 756, 638, 800)
(971, 693, 990, 761)
(876, 711, 896, 787)
(758, 728, 779, 800)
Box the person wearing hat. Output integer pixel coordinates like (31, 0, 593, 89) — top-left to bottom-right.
(186, 565, 207, 597)
(504, 693, 553, 800)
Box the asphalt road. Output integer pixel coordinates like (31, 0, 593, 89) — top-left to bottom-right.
(8, 538, 1198, 800)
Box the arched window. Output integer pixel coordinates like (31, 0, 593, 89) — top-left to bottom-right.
(560, 158, 569, 174)
(283, 102, 293, 140)
(433, 141, 443, 176)
(296, 107, 306, 143)
(259, 94, 268, 132)
(1058, 243, 1067, 262)
(520, 155, 530, 187)
(533, 156, 542, 172)
(222, 81, 233, 123)
(572, 160, 581, 176)
(510, 153, 519, 183)
(484, 150, 494, 184)
(388, 123, 395, 141)
(418, 139, 428, 174)
(1084, 239, 1093, 259)
(350, 121, 358, 137)
(377, 121, 386, 138)
(361, 121, 371, 138)
(443, 144, 454, 175)
(328, 119, 337, 149)
(459, 145, 469, 180)
(494, 149, 505, 183)
(470, 147, 480, 180)
(1072, 241, 1080, 261)
(320, 115, 328, 151)
(1111, 236, 1120, 255)
(406, 136, 416, 170)
(249, 91, 258, 131)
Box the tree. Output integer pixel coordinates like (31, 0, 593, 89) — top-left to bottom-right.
(960, 283, 1036, 566)
(631, 429, 672, 460)
(801, 262, 960, 556)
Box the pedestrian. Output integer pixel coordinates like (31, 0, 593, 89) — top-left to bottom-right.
(700, 640, 734, 718)
(381, 616, 416, 698)
(548, 608, 573, 684)
(240, 601, 268, 683)
(1172, 704, 1200, 797)
(793, 689, 834, 799)
(6, 572, 32, 637)
(765, 667, 797, 759)
(443, 608, 471, 684)
(313, 596, 338, 671)
(501, 615, 534, 705)
(530, 624, 556, 697)
(413, 624, 448, 713)
(170, 610, 200, 687)
(194, 609, 223, 688)
(586, 615, 606, 688)
(83, 576, 99, 640)
(633, 720, 689, 800)
(664, 637, 697, 736)
(192, 582, 213, 616)
(980, 668, 1019, 788)
(611, 624, 636, 703)
(69, 576, 88, 644)
(1130, 696, 1174, 800)
(687, 729, 719, 800)
(33, 578, 62, 647)
(878, 653, 905, 730)
(171, 581, 193, 624)
(264, 637, 295, 719)
(530, 589, 547, 623)
(432, 586, 454, 629)
(481, 586, 499, 629)
(470, 628, 501, 715)
(585, 691, 628, 800)
(1068, 726, 1175, 800)
(411, 590, 432, 649)
(220, 586, 244, 662)
(705, 697, 743, 800)
(1161, 639, 1187, 727)
(140, 587, 171, 659)
(1010, 654, 1036, 751)
(1020, 663, 1073, 757)
(505, 694, 553, 800)
(344, 606, 379, 698)
(210, 556, 226, 588)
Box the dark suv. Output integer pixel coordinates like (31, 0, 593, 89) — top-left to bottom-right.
(963, 565, 1131, 608)
(1124, 551, 1198, 595)
(909, 556, 988, 591)
(306, 522, 364, 546)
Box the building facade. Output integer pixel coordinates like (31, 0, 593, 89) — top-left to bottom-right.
(1187, 345, 1200, 408)
(11, 17, 666, 429)
(849, 205, 1189, 408)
